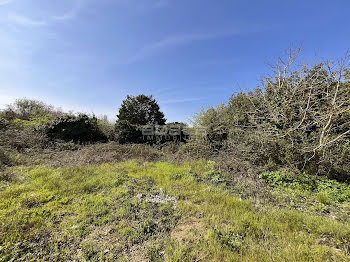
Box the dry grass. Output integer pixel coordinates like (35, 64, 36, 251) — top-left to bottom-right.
(22, 142, 164, 167)
(171, 217, 209, 243)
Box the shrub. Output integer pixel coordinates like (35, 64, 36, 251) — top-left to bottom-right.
(178, 140, 212, 159)
(0, 125, 48, 151)
(260, 170, 318, 191)
(0, 99, 57, 152)
(0, 98, 62, 121)
(45, 114, 107, 143)
(97, 116, 115, 141)
(191, 49, 350, 180)
(0, 118, 9, 129)
(0, 147, 12, 169)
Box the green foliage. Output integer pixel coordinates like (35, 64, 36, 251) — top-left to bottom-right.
(11, 115, 54, 127)
(45, 114, 107, 143)
(115, 95, 166, 144)
(203, 160, 228, 186)
(117, 95, 166, 126)
(0, 98, 61, 121)
(115, 119, 143, 144)
(82, 241, 99, 260)
(211, 227, 244, 252)
(0, 99, 64, 153)
(0, 118, 9, 130)
(260, 171, 318, 191)
(260, 170, 350, 203)
(97, 116, 115, 140)
(316, 192, 332, 205)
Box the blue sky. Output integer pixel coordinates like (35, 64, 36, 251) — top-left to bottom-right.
(0, 0, 349, 123)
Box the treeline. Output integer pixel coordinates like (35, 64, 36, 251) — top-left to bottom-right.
(0, 95, 187, 148)
(0, 49, 349, 181)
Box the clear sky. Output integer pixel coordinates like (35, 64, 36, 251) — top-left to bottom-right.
(0, 0, 349, 123)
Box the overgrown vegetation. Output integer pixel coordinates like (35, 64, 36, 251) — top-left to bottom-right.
(0, 147, 12, 170)
(0, 49, 349, 261)
(191, 48, 350, 181)
(261, 170, 350, 203)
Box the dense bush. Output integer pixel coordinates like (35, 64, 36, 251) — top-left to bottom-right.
(0, 124, 48, 151)
(0, 99, 57, 152)
(0, 98, 61, 122)
(45, 114, 107, 143)
(164, 122, 190, 143)
(0, 99, 111, 148)
(0, 147, 12, 169)
(141, 122, 190, 145)
(115, 120, 142, 144)
(190, 49, 350, 181)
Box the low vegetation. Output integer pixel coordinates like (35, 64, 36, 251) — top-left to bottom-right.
(0, 49, 349, 261)
(260, 171, 350, 204)
(1, 161, 350, 261)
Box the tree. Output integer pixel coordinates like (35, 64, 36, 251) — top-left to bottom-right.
(115, 95, 166, 144)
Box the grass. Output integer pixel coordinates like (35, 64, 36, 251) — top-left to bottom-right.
(20, 142, 165, 168)
(259, 170, 350, 221)
(1, 160, 350, 261)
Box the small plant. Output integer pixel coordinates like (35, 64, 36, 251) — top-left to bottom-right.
(82, 241, 99, 261)
(317, 192, 332, 205)
(212, 227, 244, 252)
(203, 161, 227, 186)
(142, 219, 158, 237)
(147, 244, 164, 261)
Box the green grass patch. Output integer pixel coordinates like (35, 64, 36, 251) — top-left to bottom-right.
(0, 161, 350, 261)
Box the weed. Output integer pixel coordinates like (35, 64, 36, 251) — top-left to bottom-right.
(211, 227, 244, 252)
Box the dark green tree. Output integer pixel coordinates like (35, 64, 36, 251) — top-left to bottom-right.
(115, 95, 166, 144)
